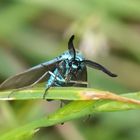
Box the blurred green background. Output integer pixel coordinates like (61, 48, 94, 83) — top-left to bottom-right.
(0, 0, 140, 140)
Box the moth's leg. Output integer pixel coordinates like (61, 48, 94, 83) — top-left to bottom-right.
(42, 62, 65, 100)
(43, 85, 53, 100)
(68, 80, 88, 85)
(43, 73, 66, 100)
(8, 71, 54, 98)
(84, 115, 91, 122)
(60, 100, 66, 108)
(43, 73, 60, 100)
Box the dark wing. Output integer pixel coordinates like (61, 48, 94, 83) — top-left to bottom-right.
(82, 60, 117, 77)
(0, 57, 62, 90)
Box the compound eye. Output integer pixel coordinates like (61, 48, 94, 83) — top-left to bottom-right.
(72, 61, 79, 69)
(72, 64, 78, 69)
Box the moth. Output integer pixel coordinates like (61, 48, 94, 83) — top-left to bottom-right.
(0, 35, 117, 99)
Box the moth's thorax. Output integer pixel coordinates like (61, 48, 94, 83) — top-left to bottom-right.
(61, 50, 85, 61)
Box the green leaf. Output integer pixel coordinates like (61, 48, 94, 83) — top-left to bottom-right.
(0, 87, 140, 140)
(0, 87, 140, 104)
